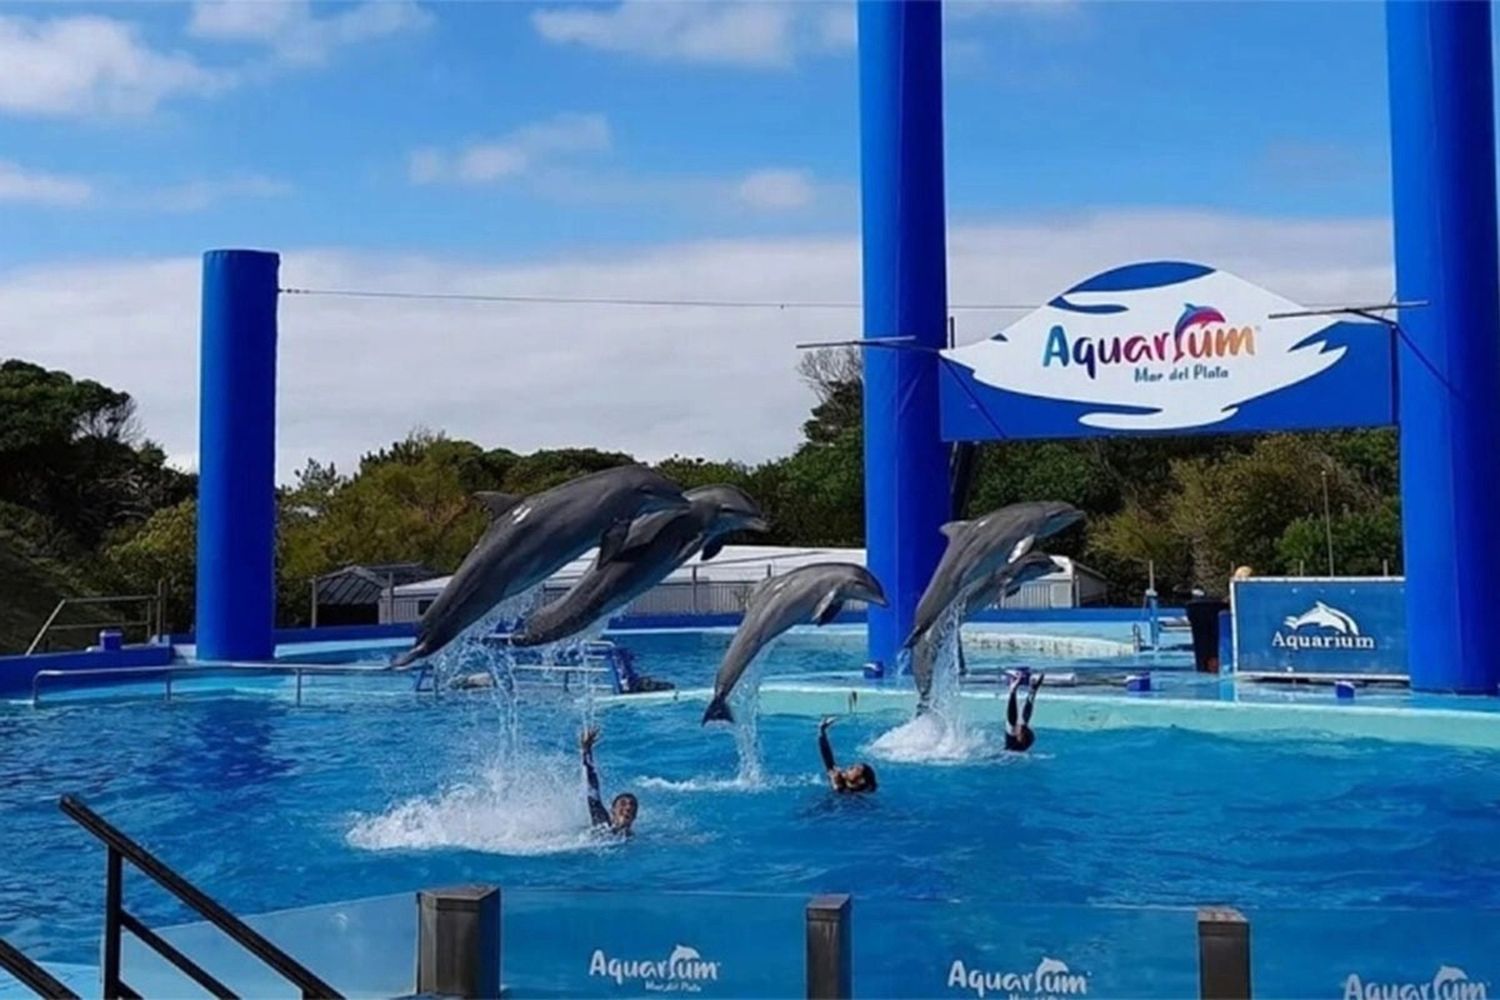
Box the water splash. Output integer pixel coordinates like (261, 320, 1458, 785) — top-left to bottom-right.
(635, 774, 820, 793)
(347, 748, 604, 856)
(870, 606, 986, 763)
(701, 644, 772, 786)
(729, 648, 771, 785)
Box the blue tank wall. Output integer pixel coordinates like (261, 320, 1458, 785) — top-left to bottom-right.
(857, 0, 951, 670)
(195, 250, 280, 662)
(1387, 1, 1500, 693)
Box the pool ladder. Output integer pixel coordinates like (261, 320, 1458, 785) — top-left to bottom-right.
(0, 935, 80, 998)
(59, 794, 342, 1000)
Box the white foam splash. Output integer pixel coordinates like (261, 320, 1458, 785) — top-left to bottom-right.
(635, 773, 821, 794)
(873, 605, 988, 762)
(866, 711, 995, 764)
(347, 749, 605, 856)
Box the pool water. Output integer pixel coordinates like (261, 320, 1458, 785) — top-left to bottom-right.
(3, 631, 1499, 991)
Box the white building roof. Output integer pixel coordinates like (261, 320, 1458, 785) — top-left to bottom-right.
(391, 544, 1091, 596)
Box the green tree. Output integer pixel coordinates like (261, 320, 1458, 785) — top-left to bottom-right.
(102, 499, 197, 633)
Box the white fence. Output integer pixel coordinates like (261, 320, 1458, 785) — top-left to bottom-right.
(385, 577, 1087, 625)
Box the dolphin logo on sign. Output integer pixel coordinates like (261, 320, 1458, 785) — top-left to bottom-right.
(943, 262, 1354, 433)
(1283, 601, 1360, 635)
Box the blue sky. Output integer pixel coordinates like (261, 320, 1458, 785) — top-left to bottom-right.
(1, 0, 1398, 269)
(0, 2, 1417, 474)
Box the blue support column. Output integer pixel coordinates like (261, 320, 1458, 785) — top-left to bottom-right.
(857, 1, 951, 669)
(1387, 2, 1500, 693)
(196, 250, 279, 662)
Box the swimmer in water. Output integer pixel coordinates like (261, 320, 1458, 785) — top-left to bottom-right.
(818, 717, 877, 793)
(1005, 671, 1045, 752)
(580, 726, 638, 836)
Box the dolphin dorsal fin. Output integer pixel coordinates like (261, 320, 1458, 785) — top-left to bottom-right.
(939, 519, 970, 539)
(474, 491, 524, 519)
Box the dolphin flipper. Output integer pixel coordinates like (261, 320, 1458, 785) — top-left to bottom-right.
(701, 538, 727, 561)
(811, 593, 845, 626)
(597, 519, 633, 564)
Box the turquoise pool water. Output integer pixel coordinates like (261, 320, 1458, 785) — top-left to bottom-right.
(3, 630, 1499, 996)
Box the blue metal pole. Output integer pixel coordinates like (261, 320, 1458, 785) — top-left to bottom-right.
(857, 0, 950, 670)
(1387, 1, 1500, 693)
(196, 249, 279, 662)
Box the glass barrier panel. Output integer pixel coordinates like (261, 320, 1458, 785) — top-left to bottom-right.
(1249, 905, 1500, 1000)
(502, 888, 805, 998)
(119, 891, 414, 999)
(854, 897, 1200, 1000)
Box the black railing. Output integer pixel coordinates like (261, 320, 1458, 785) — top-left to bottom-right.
(0, 935, 80, 999)
(59, 795, 342, 999)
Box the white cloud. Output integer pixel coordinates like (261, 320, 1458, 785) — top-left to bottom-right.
(0, 160, 93, 206)
(0, 210, 1393, 483)
(141, 174, 292, 213)
(531, 1, 850, 69)
(0, 12, 223, 118)
(411, 113, 611, 186)
(735, 169, 816, 211)
(188, 0, 430, 66)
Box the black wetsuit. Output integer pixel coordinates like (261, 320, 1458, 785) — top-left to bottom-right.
(819, 728, 839, 781)
(583, 746, 611, 828)
(1004, 680, 1040, 752)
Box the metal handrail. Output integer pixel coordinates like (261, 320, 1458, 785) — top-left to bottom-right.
(26, 594, 160, 656)
(31, 663, 399, 708)
(59, 795, 342, 1000)
(0, 935, 81, 999)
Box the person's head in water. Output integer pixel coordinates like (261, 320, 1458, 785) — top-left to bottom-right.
(610, 792, 638, 833)
(819, 716, 877, 793)
(838, 762, 878, 793)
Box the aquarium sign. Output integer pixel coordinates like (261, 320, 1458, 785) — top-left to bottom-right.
(940, 261, 1395, 441)
(1342, 965, 1490, 1000)
(1232, 578, 1406, 676)
(947, 956, 1091, 1000)
(587, 943, 722, 993)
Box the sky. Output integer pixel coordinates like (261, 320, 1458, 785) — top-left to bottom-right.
(0, 0, 1421, 480)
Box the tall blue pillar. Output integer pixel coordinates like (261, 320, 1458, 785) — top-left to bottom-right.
(196, 250, 279, 662)
(1387, 2, 1500, 693)
(857, 1, 950, 668)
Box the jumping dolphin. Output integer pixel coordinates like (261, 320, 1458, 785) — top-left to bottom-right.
(904, 501, 1083, 652)
(920, 551, 1066, 700)
(510, 484, 769, 647)
(703, 563, 887, 724)
(391, 466, 688, 667)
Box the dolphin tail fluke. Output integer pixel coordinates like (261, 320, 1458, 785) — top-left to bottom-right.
(391, 643, 427, 670)
(702, 696, 734, 725)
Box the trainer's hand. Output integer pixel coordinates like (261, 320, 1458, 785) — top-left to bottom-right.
(580, 726, 600, 753)
(819, 716, 836, 733)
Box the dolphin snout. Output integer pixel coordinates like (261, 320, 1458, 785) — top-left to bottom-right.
(741, 515, 771, 533)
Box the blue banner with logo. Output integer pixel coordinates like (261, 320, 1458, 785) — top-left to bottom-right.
(1231, 578, 1407, 676)
(940, 261, 1395, 441)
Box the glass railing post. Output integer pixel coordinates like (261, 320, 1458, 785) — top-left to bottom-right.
(1197, 906, 1251, 999)
(416, 884, 501, 1000)
(103, 847, 123, 998)
(806, 893, 852, 999)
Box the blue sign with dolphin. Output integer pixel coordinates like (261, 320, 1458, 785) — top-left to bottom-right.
(1232, 578, 1407, 676)
(940, 261, 1395, 440)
